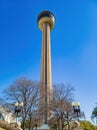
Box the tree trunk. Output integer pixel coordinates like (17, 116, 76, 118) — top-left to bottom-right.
(62, 123, 64, 130)
(28, 121, 31, 130)
(67, 119, 71, 130)
(59, 118, 62, 130)
(28, 116, 32, 130)
(22, 118, 26, 130)
(57, 119, 60, 130)
(36, 124, 37, 130)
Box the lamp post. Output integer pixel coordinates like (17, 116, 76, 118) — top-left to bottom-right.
(14, 102, 23, 127)
(72, 101, 80, 121)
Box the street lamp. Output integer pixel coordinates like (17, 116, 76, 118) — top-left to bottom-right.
(72, 101, 80, 120)
(15, 102, 23, 116)
(14, 102, 23, 127)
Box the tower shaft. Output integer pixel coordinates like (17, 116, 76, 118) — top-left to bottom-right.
(40, 22, 52, 124)
(41, 22, 52, 93)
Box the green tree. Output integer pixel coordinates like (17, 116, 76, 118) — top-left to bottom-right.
(91, 104, 97, 124)
(80, 121, 97, 130)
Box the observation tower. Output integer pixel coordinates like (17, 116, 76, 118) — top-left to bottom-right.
(37, 10, 55, 126)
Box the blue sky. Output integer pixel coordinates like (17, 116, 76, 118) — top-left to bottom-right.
(0, 0, 97, 121)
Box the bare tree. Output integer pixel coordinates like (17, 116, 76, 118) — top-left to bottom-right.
(1, 79, 85, 130)
(49, 83, 74, 130)
(2, 77, 40, 130)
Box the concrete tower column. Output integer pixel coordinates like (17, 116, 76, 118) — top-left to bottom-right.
(37, 11, 55, 124)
